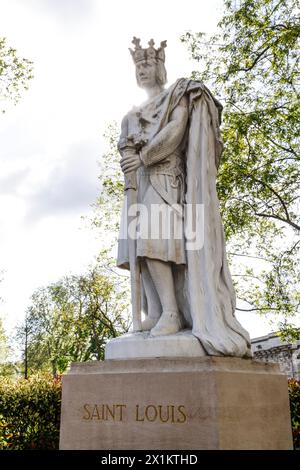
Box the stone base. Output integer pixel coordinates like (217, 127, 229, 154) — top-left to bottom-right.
(105, 329, 206, 359)
(59, 357, 293, 450)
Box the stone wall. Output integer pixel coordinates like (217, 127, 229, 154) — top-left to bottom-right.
(251, 332, 300, 380)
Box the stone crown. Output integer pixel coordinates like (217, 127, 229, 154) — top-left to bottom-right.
(129, 37, 167, 64)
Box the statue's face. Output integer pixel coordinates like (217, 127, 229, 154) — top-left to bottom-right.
(136, 60, 157, 88)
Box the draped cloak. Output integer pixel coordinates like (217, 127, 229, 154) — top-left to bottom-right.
(117, 78, 252, 358)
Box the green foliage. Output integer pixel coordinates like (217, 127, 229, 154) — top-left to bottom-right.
(0, 37, 33, 112)
(92, 122, 124, 240)
(0, 316, 18, 377)
(17, 265, 130, 377)
(0, 283, 16, 377)
(181, 0, 300, 332)
(0, 374, 61, 450)
(288, 379, 300, 449)
(0, 362, 20, 378)
(0, 317, 9, 364)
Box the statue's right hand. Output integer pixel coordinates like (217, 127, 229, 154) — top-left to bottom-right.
(120, 148, 137, 167)
(120, 150, 141, 174)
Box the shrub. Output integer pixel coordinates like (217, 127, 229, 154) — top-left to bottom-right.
(0, 373, 61, 450)
(288, 379, 300, 449)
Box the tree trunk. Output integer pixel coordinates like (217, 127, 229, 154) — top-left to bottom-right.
(24, 325, 28, 380)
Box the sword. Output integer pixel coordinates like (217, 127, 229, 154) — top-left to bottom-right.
(121, 137, 147, 332)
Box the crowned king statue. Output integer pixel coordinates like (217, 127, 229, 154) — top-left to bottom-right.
(116, 37, 251, 357)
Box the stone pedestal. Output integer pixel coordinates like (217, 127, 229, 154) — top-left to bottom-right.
(105, 330, 206, 359)
(59, 357, 293, 450)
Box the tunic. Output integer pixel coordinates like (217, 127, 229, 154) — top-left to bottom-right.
(117, 89, 187, 267)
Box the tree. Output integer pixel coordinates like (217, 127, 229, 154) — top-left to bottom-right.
(0, 316, 18, 377)
(0, 36, 33, 112)
(16, 315, 31, 379)
(91, 123, 124, 241)
(0, 277, 19, 377)
(0, 279, 10, 375)
(181, 0, 300, 336)
(0, 317, 9, 365)
(17, 266, 130, 377)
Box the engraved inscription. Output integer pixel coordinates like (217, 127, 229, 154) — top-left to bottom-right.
(135, 404, 187, 424)
(82, 403, 188, 424)
(82, 404, 126, 422)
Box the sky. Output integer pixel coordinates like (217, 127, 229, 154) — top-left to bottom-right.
(0, 0, 275, 339)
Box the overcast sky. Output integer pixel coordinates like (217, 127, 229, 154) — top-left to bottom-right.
(0, 0, 274, 338)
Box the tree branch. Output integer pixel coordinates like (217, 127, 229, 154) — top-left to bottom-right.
(255, 211, 300, 231)
(248, 175, 291, 221)
(236, 307, 281, 312)
(228, 252, 271, 262)
(228, 102, 299, 158)
(236, 45, 271, 72)
(232, 274, 264, 283)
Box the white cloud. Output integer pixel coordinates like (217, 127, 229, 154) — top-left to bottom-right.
(0, 168, 31, 195)
(38, 0, 96, 20)
(25, 140, 100, 221)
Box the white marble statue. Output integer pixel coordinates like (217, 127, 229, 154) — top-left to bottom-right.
(116, 37, 251, 358)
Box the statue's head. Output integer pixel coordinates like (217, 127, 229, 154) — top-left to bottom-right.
(129, 37, 167, 89)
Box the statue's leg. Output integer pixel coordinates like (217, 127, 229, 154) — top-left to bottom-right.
(140, 260, 162, 331)
(145, 258, 182, 336)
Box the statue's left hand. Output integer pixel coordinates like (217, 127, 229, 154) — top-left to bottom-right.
(120, 152, 142, 174)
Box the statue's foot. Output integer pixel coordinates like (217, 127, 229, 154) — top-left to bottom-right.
(150, 310, 182, 337)
(141, 316, 159, 331)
